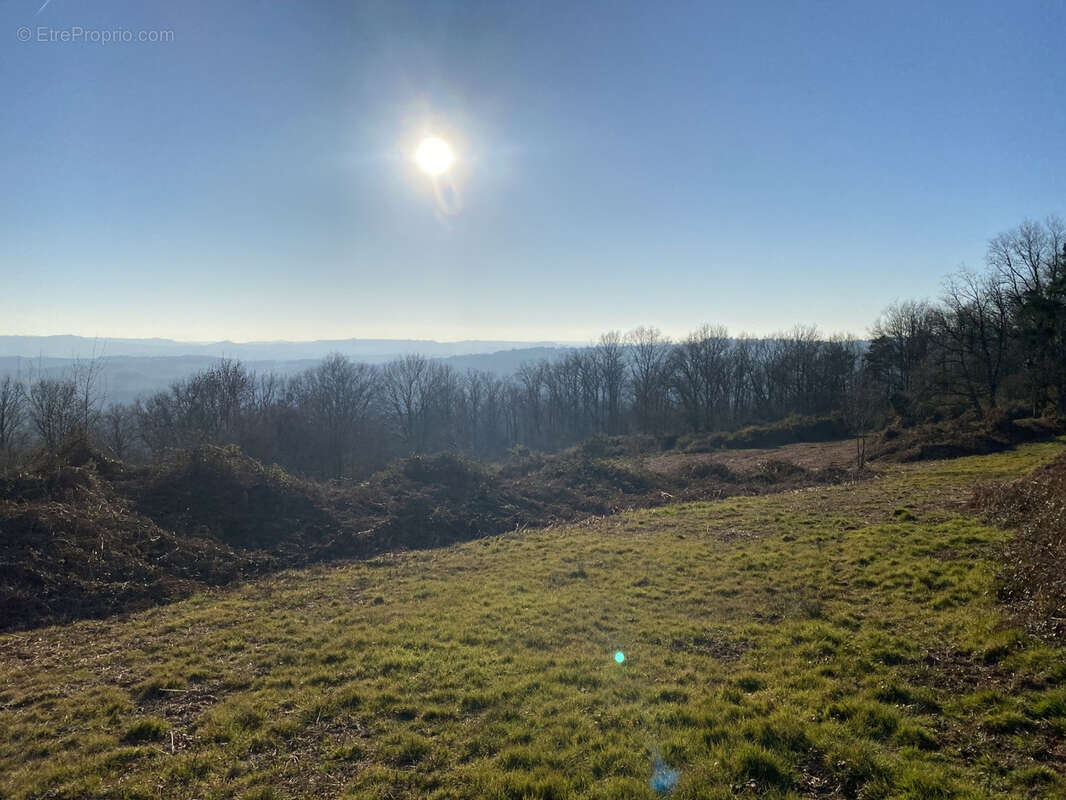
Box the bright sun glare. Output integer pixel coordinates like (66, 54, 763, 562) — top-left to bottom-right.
(414, 136, 455, 176)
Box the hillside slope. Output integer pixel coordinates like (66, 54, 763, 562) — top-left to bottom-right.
(0, 441, 855, 631)
(1, 442, 1065, 799)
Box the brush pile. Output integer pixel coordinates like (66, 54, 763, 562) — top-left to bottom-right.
(0, 442, 260, 629)
(1, 438, 858, 631)
(870, 414, 1065, 463)
(973, 452, 1066, 639)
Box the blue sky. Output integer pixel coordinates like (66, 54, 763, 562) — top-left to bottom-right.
(2, 0, 1064, 343)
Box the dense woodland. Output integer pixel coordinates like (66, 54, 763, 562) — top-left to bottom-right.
(1, 217, 1063, 479)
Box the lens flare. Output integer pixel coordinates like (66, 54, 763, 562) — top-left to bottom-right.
(614, 651, 625, 664)
(650, 757, 679, 794)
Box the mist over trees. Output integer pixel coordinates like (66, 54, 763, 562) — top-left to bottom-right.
(1, 217, 1063, 479)
(0, 328, 866, 478)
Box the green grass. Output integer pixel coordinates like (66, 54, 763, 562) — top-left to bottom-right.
(2, 441, 1066, 799)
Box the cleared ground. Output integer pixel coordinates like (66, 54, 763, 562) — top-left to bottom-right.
(2, 441, 1065, 799)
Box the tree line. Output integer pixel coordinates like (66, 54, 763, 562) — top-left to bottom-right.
(865, 217, 1066, 422)
(1, 216, 1062, 478)
(0, 328, 864, 478)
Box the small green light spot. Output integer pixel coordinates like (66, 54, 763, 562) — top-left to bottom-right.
(614, 651, 625, 664)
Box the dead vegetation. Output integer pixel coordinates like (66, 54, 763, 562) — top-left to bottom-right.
(0, 437, 862, 632)
(869, 413, 1065, 463)
(647, 439, 859, 476)
(973, 451, 1066, 640)
(0, 439, 265, 629)
(675, 413, 851, 453)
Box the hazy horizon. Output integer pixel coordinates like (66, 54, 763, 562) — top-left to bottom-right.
(0, 324, 863, 347)
(0, 332, 579, 347)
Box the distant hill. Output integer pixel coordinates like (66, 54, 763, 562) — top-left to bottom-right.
(442, 347, 569, 375)
(0, 339, 574, 405)
(0, 335, 577, 361)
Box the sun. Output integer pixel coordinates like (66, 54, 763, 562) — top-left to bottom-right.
(413, 136, 455, 176)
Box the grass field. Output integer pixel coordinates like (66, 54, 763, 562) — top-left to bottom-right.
(3, 441, 1066, 799)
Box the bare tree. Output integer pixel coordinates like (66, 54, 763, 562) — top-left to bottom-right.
(986, 217, 1064, 301)
(29, 378, 78, 451)
(170, 359, 255, 444)
(987, 217, 1066, 412)
(595, 331, 626, 435)
(291, 353, 379, 476)
(0, 375, 27, 455)
(515, 361, 546, 445)
(135, 392, 179, 457)
(867, 300, 935, 397)
(626, 326, 671, 434)
(843, 368, 878, 471)
(383, 354, 444, 453)
(100, 403, 134, 460)
(70, 354, 104, 434)
(459, 370, 508, 456)
(934, 270, 1011, 416)
(670, 324, 730, 432)
(477, 372, 507, 455)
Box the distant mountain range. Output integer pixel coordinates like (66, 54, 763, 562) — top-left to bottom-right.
(0, 335, 578, 361)
(0, 336, 576, 405)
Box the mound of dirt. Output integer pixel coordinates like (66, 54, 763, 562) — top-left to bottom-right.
(973, 453, 1066, 639)
(870, 415, 1065, 463)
